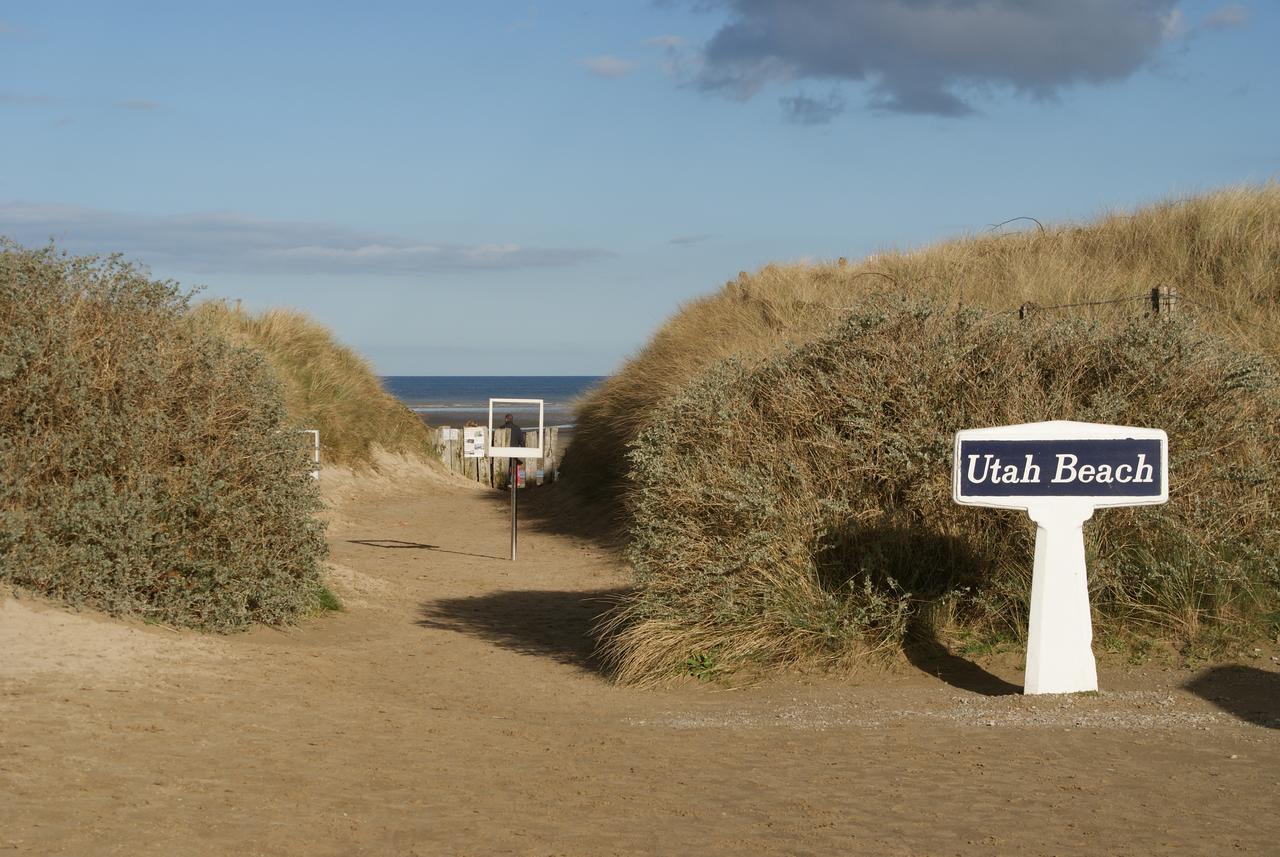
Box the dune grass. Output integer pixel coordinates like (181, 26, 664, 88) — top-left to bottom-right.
(607, 303, 1279, 683)
(194, 301, 437, 469)
(568, 185, 1280, 507)
(566, 185, 1280, 682)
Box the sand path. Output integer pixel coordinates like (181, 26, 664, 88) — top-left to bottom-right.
(2, 468, 1278, 856)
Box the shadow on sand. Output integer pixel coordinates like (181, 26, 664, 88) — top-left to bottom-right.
(480, 480, 624, 549)
(346, 539, 507, 561)
(1184, 665, 1280, 729)
(904, 622, 1022, 696)
(416, 587, 629, 675)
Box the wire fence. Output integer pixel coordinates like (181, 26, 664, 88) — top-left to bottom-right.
(999, 287, 1263, 329)
(830, 282, 1275, 343)
(1001, 290, 1172, 319)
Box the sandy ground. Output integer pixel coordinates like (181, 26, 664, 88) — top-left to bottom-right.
(2, 464, 1278, 856)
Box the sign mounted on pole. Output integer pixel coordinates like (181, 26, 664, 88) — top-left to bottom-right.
(953, 420, 1168, 695)
(488, 398, 546, 562)
(488, 398, 545, 459)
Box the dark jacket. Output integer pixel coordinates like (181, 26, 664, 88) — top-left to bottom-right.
(501, 419, 524, 447)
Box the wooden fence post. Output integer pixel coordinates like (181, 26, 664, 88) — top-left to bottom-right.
(432, 425, 561, 489)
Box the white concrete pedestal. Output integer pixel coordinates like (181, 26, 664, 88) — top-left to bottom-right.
(1024, 502, 1098, 695)
(953, 421, 1169, 697)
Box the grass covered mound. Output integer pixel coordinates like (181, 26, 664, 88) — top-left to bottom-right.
(0, 244, 328, 630)
(606, 301, 1280, 683)
(195, 301, 436, 469)
(569, 186, 1280, 511)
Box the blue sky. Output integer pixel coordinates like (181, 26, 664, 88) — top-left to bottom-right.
(2, 1, 1276, 374)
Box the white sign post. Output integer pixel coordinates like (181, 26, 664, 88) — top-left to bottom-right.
(299, 429, 320, 480)
(953, 420, 1168, 694)
(488, 398, 545, 561)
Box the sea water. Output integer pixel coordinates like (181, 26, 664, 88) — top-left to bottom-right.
(381, 376, 606, 432)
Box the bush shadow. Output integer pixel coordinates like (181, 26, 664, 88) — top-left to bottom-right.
(1184, 665, 1280, 729)
(480, 478, 625, 551)
(346, 538, 506, 561)
(813, 520, 997, 599)
(818, 520, 1022, 695)
(416, 587, 629, 676)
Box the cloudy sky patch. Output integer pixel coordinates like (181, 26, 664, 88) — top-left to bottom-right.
(1203, 4, 1249, 29)
(780, 90, 846, 125)
(1, 93, 53, 105)
(681, 0, 1188, 117)
(668, 233, 716, 246)
(0, 2, 1273, 373)
(0, 203, 609, 276)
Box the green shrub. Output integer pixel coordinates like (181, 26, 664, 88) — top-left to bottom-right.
(606, 300, 1280, 682)
(0, 243, 328, 630)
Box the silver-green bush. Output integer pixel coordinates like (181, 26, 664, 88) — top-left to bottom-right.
(608, 300, 1280, 682)
(0, 243, 328, 630)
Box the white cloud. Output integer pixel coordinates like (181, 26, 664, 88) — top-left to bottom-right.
(115, 99, 161, 111)
(668, 233, 715, 246)
(1162, 10, 1188, 40)
(580, 55, 634, 78)
(0, 93, 53, 105)
(0, 202, 609, 276)
(1202, 4, 1249, 31)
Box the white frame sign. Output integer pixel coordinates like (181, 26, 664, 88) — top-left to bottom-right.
(953, 420, 1168, 694)
(487, 398, 545, 459)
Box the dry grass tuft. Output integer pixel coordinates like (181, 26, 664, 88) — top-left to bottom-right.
(194, 301, 437, 469)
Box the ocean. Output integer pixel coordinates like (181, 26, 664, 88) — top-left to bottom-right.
(382, 376, 607, 429)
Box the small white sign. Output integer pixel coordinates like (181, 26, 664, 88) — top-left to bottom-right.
(441, 427, 460, 442)
(953, 420, 1169, 695)
(463, 426, 486, 459)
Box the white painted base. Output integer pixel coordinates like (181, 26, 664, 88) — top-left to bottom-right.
(1023, 503, 1098, 695)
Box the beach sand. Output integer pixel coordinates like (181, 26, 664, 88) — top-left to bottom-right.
(2, 463, 1278, 856)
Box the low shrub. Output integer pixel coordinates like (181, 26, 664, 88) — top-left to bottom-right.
(0, 243, 329, 630)
(606, 300, 1280, 682)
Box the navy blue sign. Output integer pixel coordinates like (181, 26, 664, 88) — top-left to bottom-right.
(957, 438, 1163, 498)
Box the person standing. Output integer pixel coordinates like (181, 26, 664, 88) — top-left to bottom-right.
(499, 413, 524, 447)
(499, 413, 525, 489)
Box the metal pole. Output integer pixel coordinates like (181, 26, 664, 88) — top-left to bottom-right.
(510, 459, 517, 561)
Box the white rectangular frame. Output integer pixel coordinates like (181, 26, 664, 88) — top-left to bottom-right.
(299, 429, 320, 479)
(488, 398, 545, 459)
